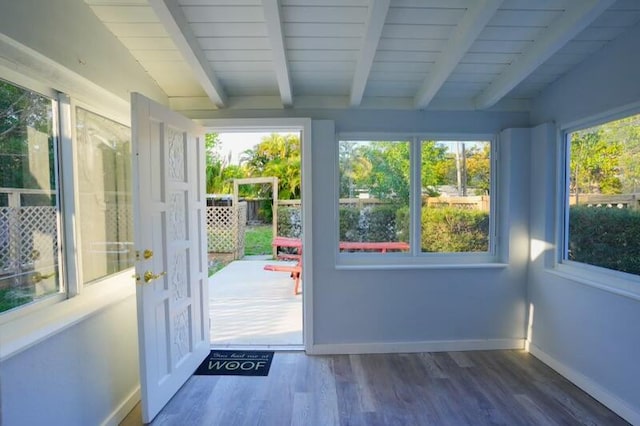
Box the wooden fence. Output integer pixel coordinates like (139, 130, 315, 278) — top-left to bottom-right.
(424, 195, 490, 211)
(569, 193, 640, 210)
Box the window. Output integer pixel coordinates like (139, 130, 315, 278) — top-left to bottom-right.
(75, 108, 133, 285)
(0, 77, 134, 319)
(338, 137, 493, 261)
(0, 79, 61, 313)
(565, 112, 640, 276)
(339, 140, 411, 251)
(421, 140, 491, 253)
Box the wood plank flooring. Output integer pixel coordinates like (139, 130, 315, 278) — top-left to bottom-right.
(121, 350, 629, 426)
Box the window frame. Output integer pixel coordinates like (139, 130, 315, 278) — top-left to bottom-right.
(555, 105, 640, 300)
(70, 101, 134, 289)
(0, 77, 66, 321)
(336, 132, 499, 268)
(0, 67, 135, 360)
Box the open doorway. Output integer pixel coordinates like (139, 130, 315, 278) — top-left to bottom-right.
(205, 130, 304, 348)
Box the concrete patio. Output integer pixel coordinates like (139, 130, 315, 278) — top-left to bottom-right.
(208, 258, 303, 347)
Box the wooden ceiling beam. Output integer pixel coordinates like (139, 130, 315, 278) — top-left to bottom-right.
(349, 0, 390, 107)
(264, 0, 293, 108)
(148, 0, 227, 108)
(413, 0, 503, 110)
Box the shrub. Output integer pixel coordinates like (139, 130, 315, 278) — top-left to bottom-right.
(396, 206, 410, 242)
(277, 206, 302, 238)
(339, 207, 360, 241)
(339, 204, 403, 242)
(569, 206, 640, 275)
(421, 207, 489, 252)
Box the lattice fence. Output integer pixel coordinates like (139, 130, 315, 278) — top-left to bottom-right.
(206, 201, 246, 259)
(0, 206, 58, 275)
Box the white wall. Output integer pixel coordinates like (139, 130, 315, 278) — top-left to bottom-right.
(527, 22, 640, 424)
(0, 2, 161, 424)
(0, 296, 139, 426)
(304, 118, 531, 353)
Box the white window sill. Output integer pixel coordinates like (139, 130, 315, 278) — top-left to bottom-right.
(336, 253, 507, 270)
(548, 262, 640, 302)
(0, 270, 136, 362)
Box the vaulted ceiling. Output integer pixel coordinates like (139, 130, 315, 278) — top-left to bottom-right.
(84, 0, 640, 114)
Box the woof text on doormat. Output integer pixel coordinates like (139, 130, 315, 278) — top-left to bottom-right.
(194, 350, 274, 376)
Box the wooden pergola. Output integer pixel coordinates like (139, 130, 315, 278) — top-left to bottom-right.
(233, 177, 279, 257)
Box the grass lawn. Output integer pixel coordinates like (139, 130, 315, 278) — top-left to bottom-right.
(244, 225, 273, 256)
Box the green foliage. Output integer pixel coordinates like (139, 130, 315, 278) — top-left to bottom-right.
(339, 141, 411, 202)
(1, 80, 54, 189)
(421, 207, 489, 252)
(277, 206, 302, 238)
(569, 206, 640, 275)
(241, 133, 301, 199)
(466, 144, 491, 195)
(570, 129, 622, 195)
(0, 286, 33, 313)
(244, 225, 273, 256)
(205, 133, 249, 194)
(339, 205, 401, 242)
(339, 204, 489, 252)
(339, 207, 361, 241)
(420, 141, 448, 194)
(339, 140, 491, 201)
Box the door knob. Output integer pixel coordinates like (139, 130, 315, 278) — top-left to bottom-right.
(143, 270, 166, 283)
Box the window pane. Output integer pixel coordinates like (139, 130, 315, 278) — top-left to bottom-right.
(338, 140, 410, 253)
(76, 108, 134, 284)
(567, 113, 640, 275)
(0, 79, 60, 313)
(421, 140, 491, 253)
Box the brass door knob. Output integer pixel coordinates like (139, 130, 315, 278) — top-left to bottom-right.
(143, 270, 166, 283)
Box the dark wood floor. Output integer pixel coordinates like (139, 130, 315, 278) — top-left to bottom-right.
(121, 350, 628, 426)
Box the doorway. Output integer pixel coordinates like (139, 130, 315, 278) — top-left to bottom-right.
(204, 127, 306, 348)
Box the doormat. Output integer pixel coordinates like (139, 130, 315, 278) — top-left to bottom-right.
(194, 350, 274, 376)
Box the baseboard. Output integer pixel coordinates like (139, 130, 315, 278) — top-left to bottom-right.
(101, 386, 141, 426)
(307, 338, 524, 355)
(528, 344, 640, 426)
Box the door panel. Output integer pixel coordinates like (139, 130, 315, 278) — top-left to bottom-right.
(132, 93, 209, 423)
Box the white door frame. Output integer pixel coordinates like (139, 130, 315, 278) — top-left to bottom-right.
(200, 118, 313, 352)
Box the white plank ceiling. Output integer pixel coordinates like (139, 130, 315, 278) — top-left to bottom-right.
(85, 0, 640, 113)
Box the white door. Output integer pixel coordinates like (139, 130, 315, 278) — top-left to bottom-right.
(131, 93, 209, 423)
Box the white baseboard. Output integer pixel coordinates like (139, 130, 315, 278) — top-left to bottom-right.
(307, 338, 524, 355)
(101, 386, 141, 426)
(528, 344, 640, 426)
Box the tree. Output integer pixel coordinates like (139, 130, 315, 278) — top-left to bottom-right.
(420, 141, 449, 196)
(465, 143, 491, 195)
(339, 140, 449, 202)
(570, 129, 622, 197)
(240, 133, 301, 199)
(0, 80, 54, 190)
(205, 133, 249, 194)
(602, 114, 640, 193)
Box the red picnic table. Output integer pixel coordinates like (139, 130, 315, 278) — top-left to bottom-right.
(338, 241, 410, 253)
(264, 237, 410, 294)
(264, 236, 304, 294)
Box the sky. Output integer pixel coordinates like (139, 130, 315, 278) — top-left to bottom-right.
(217, 132, 296, 165)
